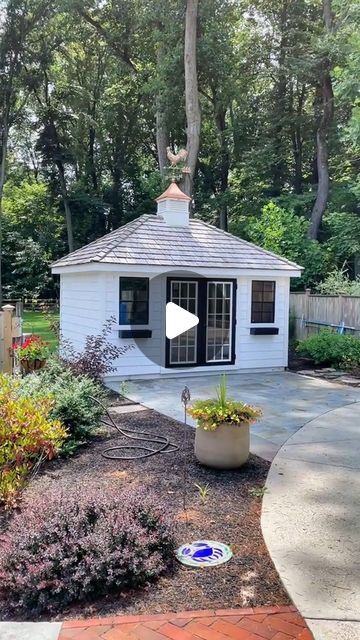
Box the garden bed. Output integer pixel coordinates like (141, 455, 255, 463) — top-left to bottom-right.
(0, 408, 289, 621)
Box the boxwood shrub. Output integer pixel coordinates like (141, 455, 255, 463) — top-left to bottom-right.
(0, 487, 175, 615)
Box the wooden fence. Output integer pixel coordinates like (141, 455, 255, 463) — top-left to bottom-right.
(3, 298, 59, 312)
(0, 305, 23, 374)
(290, 290, 360, 340)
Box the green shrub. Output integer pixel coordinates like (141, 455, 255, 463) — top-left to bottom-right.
(316, 267, 360, 296)
(296, 330, 360, 368)
(0, 375, 67, 507)
(17, 357, 107, 453)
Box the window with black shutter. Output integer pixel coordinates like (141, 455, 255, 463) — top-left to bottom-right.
(251, 281, 275, 323)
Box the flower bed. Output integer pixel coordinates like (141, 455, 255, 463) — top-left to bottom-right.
(0, 408, 289, 621)
(0, 487, 174, 615)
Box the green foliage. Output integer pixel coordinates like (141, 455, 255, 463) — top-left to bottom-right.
(296, 330, 360, 368)
(13, 335, 50, 362)
(1, 0, 360, 301)
(0, 375, 66, 507)
(2, 179, 65, 298)
(316, 268, 360, 296)
(323, 212, 360, 266)
(16, 357, 107, 452)
(248, 486, 267, 499)
(244, 202, 329, 289)
(194, 483, 210, 504)
(188, 375, 262, 431)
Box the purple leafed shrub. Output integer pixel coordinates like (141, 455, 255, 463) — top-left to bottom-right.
(0, 487, 175, 615)
(60, 317, 133, 381)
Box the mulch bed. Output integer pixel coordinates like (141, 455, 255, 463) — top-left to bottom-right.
(0, 407, 290, 621)
(288, 348, 314, 372)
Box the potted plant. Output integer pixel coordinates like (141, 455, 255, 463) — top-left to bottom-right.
(187, 375, 262, 469)
(13, 335, 50, 375)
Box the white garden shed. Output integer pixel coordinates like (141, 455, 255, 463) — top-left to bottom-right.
(52, 182, 302, 383)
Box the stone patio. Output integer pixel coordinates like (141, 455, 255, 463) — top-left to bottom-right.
(107, 371, 360, 461)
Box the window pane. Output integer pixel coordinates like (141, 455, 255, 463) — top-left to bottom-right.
(264, 282, 275, 293)
(188, 283, 196, 298)
(133, 302, 148, 324)
(119, 301, 131, 324)
(181, 282, 188, 298)
(252, 281, 262, 292)
(251, 281, 275, 323)
(120, 277, 149, 325)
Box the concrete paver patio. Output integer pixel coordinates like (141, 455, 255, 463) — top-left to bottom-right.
(108, 372, 360, 460)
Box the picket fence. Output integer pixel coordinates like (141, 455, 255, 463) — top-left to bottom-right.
(289, 290, 360, 340)
(0, 305, 22, 374)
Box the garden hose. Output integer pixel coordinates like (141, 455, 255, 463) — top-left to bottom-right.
(90, 396, 179, 460)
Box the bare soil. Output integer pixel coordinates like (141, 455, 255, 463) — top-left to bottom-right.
(1, 408, 290, 621)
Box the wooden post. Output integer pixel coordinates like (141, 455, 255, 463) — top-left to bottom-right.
(304, 288, 311, 338)
(2, 304, 14, 374)
(15, 300, 23, 317)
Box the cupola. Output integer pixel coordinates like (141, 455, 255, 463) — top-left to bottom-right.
(155, 180, 191, 227)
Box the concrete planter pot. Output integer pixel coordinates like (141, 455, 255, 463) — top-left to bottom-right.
(195, 422, 250, 469)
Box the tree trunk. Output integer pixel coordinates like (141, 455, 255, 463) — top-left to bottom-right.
(156, 106, 169, 174)
(290, 83, 305, 194)
(308, 0, 334, 240)
(155, 43, 169, 174)
(215, 105, 229, 231)
(88, 125, 98, 192)
(56, 160, 74, 253)
(0, 86, 11, 307)
(0, 119, 9, 307)
(182, 0, 201, 200)
(270, 2, 288, 197)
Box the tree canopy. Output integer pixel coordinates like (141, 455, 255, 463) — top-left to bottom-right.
(1, 0, 359, 299)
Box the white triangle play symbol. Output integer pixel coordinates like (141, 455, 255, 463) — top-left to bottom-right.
(166, 302, 199, 340)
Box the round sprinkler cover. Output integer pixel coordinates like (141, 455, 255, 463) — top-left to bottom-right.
(176, 540, 233, 568)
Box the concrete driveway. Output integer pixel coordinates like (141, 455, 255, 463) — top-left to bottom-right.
(262, 402, 360, 639)
(108, 371, 360, 460)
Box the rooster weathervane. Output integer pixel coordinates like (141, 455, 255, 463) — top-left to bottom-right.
(166, 146, 191, 174)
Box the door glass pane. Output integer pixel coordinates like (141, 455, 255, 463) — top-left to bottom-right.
(206, 281, 233, 362)
(169, 281, 198, 365)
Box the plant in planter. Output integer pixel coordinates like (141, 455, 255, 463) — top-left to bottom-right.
(187, 375, 262, 469)
(13, 335, 50, 374)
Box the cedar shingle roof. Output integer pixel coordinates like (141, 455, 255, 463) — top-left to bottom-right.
(51, 215, 302, 271)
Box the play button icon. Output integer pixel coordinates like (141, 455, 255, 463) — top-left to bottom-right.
(166, 302, 199, 340)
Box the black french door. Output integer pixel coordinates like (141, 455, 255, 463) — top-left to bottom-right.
(166, 278, 236, 368)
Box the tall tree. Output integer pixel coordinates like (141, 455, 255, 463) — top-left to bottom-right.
(308, 0, 335, 239)
(0, 0, 45, 302)
(182, 0, 201, 198)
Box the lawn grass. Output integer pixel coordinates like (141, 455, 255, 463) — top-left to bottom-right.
(22, 310, 59, 351)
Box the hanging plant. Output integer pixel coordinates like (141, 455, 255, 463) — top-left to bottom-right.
(13, 336, 50, 374)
